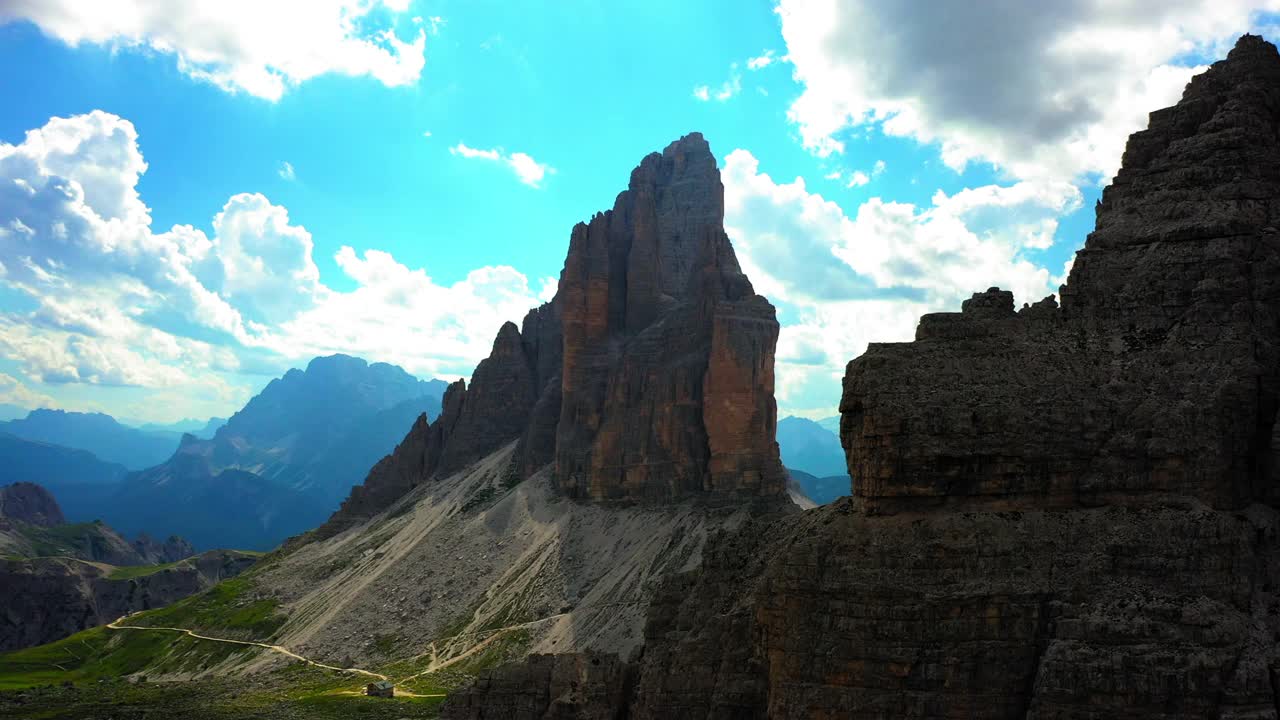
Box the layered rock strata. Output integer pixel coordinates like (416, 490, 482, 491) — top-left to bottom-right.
(0, 549, 257, 652)
(443, 34, 1280, 719)
(327, 133, 785, 532)
(841, 33, 1280, 514)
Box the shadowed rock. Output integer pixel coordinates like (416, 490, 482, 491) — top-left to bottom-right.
(442, 35, 1280, 720)
(0, 482, 65, 528)
(326, 133, 786, 532)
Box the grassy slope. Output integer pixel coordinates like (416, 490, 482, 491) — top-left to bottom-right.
(106, 550, 265, 580)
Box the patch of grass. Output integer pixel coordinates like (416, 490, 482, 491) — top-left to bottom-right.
(0, 665, 447, 719)
(0, 625, 261, 691)
(107, 559, 186, 580)
(129, 578, 286, 641)
(17, 521, 110, 558)
(372, 634, 399, 656)
(459, 486, 497, 513)
(500, 456, 525, 491)
(449, 629, 531, 676)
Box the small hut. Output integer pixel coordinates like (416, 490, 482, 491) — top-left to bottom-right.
(366, 680, 395, 698)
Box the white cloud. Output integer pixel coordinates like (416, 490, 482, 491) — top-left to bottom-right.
(776, 0, 1279, 182)
(846, 170, 870, 187)
(0, 372, 58, 410)
(260, 249, 552, 380)
(450, 143, 554, 188)
(748, 50, 777, 70)
(693, 63, 743, 102)
(723, 148, 1080, 414)
(422, 130, 433, 138)
(201, 193, 324, 324)
(0, 111, 549, 421)
(0, 0, 428, 101)
(277, 161, 296, 181)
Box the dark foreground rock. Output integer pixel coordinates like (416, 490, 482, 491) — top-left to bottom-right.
(0, 483, 64, 527)
(442, 34, 1280, 720)
(0, 549, 257, 652)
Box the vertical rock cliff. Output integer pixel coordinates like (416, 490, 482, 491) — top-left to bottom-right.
(443, 35, 1280, 720)
(555, 133, 785, 502)
(326, 133, 785, 532)
(840, 33, 1280, 514)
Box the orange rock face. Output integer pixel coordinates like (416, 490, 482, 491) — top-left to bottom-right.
(553, 133, 785, 502)
(326, 132, 785, 528)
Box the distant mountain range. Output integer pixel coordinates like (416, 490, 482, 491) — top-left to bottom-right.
(133, 417, 226, 438)
(0, 409, 185, 470)
(777, 416, 847, 477)
(0, 355, 447, 551)
(776, 416, 850, 505)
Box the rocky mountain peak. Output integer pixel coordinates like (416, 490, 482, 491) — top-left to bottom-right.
(326, 132, 785, 531)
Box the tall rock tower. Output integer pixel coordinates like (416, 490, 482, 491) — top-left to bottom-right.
(555, 133, 786, 501)
(327, 133, 785, 531)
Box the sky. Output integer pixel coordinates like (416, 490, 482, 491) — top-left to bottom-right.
(0, 0, 1279, 425)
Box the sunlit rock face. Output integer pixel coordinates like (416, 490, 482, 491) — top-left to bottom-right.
(443, 35, 1280, 720)
(327, 133, 786, 532)
(554, 132, 786, 503)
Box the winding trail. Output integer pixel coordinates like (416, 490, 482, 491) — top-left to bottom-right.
(106, 616, 388, 681)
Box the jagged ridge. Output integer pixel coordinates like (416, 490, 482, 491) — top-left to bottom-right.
(326, 132, 786, 534)
(442, 34, 1280, 720)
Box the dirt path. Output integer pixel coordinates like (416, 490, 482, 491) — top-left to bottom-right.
(105, 616, 389, 681)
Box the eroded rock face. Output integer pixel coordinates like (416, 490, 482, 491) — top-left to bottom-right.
(0, 550, 257, 652)
(841, 33, 1280, 514)
(445, 35, 1280, 720)
(0, 482, 65, 528)
(553, 132, 784, 502)
(328, 133, 785, 527)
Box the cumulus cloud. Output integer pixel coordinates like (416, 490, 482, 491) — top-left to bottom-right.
(776, 0, 1280, 181)
(450, 143, 554, 188)
(261, 249, 557, 380)
(723, 148, 1080, 415)
(0, 0, 427, 101)
(0, 111, 549, 421)
(0, 372, 58, 410)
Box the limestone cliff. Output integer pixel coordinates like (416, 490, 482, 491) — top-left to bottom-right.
(443, 34, 1280, 720)
(327, 133, 785, 532)
(840, 32, 1280, 514)
(555, 133, 785, 502)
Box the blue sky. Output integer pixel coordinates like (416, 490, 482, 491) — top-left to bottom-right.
(0, 1, 1277, 424)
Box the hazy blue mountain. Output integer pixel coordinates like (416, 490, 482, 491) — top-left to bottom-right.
(0, 434, 127, 523)
(196, 417, 227, 438)
(135, 416, 226, 439)
(777, 416, 848, 478)
(106, 355, 446, 550)
(786, 468, 848, 505)
(0, 409, 180, 470)
(0, 403, 28, 422)
(817, 415, 840, 434)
